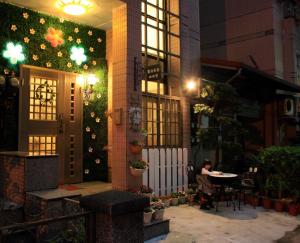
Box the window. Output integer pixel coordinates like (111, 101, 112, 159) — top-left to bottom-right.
(142, 96, 181, 147)
(29, 77, 57, 120)
(141, 0, 181, 147)
(28, 135, 56, 156)
(141, 0, 180, 95)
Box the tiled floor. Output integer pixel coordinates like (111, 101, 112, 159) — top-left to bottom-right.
(146, 203, 300, 243)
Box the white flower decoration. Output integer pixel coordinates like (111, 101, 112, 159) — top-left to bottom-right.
(32, 55, 39, 61)
(86, 126, 91, 132)
(95, 158, 101, 164)
(67, 62, 72, 68)
(88, 30, 93, 36)
(91, 133, 96, 139)
(95, 117, 100, 123)
(97, 38, 102, 43)
(57, 51, 63, 57)
(59, 17, 64, 23)
(39, 18, 45, 24)
(29, 28, 35, 35)
(46, 62, 52, 68)
(89, 47, 94, 52)
(96, 93, 101, 99)
(23, 37, 30, 43)
(40, 44, 46, 50)
(84, 101, 89, 106)
(74, 28, 79, 33)
(70, 46, 87, 65)
(76, 38, 81, 44)
(88, 147, 93, 153)
(68, 36, 73, 42)
(92, 60, 97, 66)
(83, 64, 88, 70)
(90, 112, 95, 118)
(3, 42, 25, 65)
(23, 13, 29, 19)
(4, 69, 9, 75)
(11, 25, 17, 31)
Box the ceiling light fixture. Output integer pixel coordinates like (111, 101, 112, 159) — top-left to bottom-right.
(56, 0, 92, 16)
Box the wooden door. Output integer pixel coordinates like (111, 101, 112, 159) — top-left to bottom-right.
(19, 65, 82, 184)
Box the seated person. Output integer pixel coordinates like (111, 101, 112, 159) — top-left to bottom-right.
(196, 159, 215, 210)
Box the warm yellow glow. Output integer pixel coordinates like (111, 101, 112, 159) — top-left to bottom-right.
(76, 75, 85, 86)
(57, 0, 92, 16)
(87, 74, 98, 85)
(186, 79, 197, 91)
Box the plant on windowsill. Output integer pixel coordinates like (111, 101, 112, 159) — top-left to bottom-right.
(129, 140, 144, 154)
(129, 159, 147, 177)
(171, 192, 179, 206)
(152, 202, 165, 221)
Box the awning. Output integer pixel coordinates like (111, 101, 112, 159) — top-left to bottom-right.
(201, 58, 300, 102)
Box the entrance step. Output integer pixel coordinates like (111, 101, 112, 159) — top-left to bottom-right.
(25, 188, 81, 221)
(144, 219, 170, 241)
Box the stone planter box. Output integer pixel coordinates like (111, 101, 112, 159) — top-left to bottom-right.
(179, 196, 186, 204)
(0, 152, 59, 205)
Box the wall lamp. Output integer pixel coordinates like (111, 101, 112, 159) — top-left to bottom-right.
(77, 74, 98, 101)
(184, 77, 200, 97)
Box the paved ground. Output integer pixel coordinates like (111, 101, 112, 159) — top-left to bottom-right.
(146, 203, 300, 243)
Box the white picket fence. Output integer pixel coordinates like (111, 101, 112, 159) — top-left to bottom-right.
(142, 148, 188, 196)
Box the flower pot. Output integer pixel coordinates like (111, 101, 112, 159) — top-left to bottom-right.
(188, 194, 196, 205)
(262, 197, 272, 209)
(179, 196, 186, 204)
(130, 167, 146, 177)
(153, 209, 164, 221)
(161, 198, 171, 207)
(250, 195, 260, 208)
(171, 197, 179, 206)
(144, 211, 153, 224)
(274, 200, 285, 212)
(129, 144, 143, 154)
(288, 204, 299, 216)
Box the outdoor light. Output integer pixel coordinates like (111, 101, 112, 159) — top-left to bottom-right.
(186, 79, 197, 91)
(77, 74, 99, 101)
(57, 0, 92, 16)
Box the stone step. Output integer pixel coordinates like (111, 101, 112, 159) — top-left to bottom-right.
(144, 219, 170, 241)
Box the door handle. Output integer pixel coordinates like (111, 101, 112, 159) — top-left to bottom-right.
(58, 113, 64, 134)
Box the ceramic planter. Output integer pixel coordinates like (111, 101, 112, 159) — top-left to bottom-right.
(130, 167, 146, 177)
(179, 196, 186, 204)
(144, 211, 153, 224)
(171, 197, 179, 206)
(129, 144, 143, 154)
(161, 198, 171, 207)
(288, 204, 299, 216)
(153, 209, 164, 221)
(262, 197, 272, 209)
(274, 200, 285, 212)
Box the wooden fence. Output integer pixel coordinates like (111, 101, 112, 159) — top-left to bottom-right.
(142, 148, 188, 196)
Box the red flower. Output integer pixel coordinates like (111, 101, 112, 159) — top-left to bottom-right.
(45, 27, 64, 48)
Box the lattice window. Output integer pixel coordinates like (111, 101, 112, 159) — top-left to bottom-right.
(29, 77, 57, 120)
(28, 136, 56, 156)
(70, 82, 75, 121)
(69, 135, 75, 176)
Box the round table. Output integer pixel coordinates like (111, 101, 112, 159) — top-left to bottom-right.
(208, 172, 239, 211)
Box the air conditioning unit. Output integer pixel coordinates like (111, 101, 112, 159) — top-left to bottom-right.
(284, 98, 295, 116)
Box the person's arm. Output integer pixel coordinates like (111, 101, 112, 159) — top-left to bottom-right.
(202, 168, 213, 176)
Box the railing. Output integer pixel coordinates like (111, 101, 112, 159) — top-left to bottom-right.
(142, 148, 188, 196)
(0, 198, 94, 243)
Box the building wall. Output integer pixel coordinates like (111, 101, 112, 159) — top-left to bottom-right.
(200, 0, 299, 81)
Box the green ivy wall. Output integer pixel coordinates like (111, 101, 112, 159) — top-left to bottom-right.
(0, 2, 108, 181)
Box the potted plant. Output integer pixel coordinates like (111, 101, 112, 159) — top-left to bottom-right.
(160, 196, 171, 207)
(178, 191, 186, 204)
(152, 202, 165, 221)
(261, 178, 273, 209)
(129, 160, 147, 177)
(186, 188, 197, 205)
(129, 140, 144, 154)
(140, 185, 153, 201)
(144, 207, 154, 224)
(171, 192, 179, 206)
(288, 201, 299, 216)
